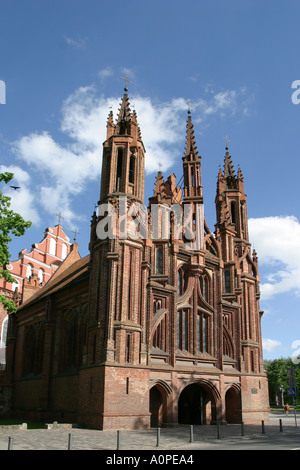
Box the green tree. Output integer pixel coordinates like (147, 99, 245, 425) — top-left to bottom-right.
(264, 357, 300, 406)
(0, 172, 32, 312)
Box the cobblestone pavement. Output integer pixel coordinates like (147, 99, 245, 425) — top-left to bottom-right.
(0, 412, 299, 451)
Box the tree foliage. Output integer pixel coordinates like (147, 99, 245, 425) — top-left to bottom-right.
(264, 357, 300, 406)
(0, 172, 32, 312)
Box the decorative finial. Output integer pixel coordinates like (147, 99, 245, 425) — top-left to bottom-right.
(121, 75, 132, 92)
(186, 99, 192, 115)
(223, 135, 230, 150)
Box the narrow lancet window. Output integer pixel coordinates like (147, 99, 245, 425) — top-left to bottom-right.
(155, 247, 163, 274)
(116, 148, 123, 191)
(129, 155, 135, 184)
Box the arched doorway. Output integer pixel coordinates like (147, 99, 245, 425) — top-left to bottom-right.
(225, 386, 242, 423)
(178, 382, 217, 425)
(149, 386, 163, 427)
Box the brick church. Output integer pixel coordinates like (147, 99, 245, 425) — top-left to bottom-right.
(0, 225, 71, 366)
(2, 87, 269, 429)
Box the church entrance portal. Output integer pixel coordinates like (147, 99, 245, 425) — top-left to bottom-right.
(225, 386, 242, 423)
(178, 383, 215, 425)
(150, 386, 163, 427)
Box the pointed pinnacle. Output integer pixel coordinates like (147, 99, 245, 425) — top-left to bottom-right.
(184, 113, 199, 159)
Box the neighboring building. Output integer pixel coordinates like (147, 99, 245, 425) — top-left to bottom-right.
(2, 88, 269, 429)
(0, 225, 71, 364)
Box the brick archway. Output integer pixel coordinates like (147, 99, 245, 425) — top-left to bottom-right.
(225, 384, 242, 423)
(178, 380, 220, 425)
(149, 381, 172, 427)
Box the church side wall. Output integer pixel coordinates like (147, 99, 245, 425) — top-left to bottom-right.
(77, 366, 105, 429)
(101, 365, 151, 430)
(240, 374, 270, 423)
(10, 379, 44, 422)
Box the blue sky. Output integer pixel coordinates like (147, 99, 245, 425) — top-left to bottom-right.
(0, 0, 300, 361)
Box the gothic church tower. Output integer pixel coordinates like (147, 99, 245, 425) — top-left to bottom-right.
(87, 87, 150, 429)
(99, 87, 145, 203)
(215, 144, 265, 384)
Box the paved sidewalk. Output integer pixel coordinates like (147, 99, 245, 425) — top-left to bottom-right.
(0, 412, 299, 451)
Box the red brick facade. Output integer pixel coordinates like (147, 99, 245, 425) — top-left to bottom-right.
(0, 225, 71, 365)
(1, 89, 269, 429)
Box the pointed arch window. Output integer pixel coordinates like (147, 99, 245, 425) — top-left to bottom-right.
(191, 166, 195, 187)
(240, 204, 245, 231)
(203, 316, 208, 353)
(116, 147, 124, 191)
(155, 247, 163, 274)
(21, 322, 46, 376)
(129, 155, 135, 184)
(128, 250, 134, 319)
(126, 333, 132, 363)
(177, 309, 189, 351)
(197, 313, 209, 354)
(224, 269, 231, 293)
(230, 201, 236, 224)
(198, 275, 209, 303)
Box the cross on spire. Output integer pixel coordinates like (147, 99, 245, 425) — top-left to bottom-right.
(121, 75, 132, 91)
(186, 99, 192, 114)
(72, 229, 79, 241)
(223, 136, 231, 149)
(56, 212, 64, 224)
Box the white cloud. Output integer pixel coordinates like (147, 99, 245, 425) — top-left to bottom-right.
(262, 338, 282, 352)
(190, 86, 251, 125)
(249, 215, 300, 299)
(98, 67, 113, 80)
(213, 90, 237, 109)
(12, 84, 249, 227)
(64, 35, 86, 49)
(14, 130, 99, 227)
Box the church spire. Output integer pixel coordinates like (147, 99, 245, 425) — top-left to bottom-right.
(215, 142, 249, 242)
(99, 85, 145, 204)
(221, 140, 238, 190)
(115, 90, 132, 135)
(224, 152, 235, 180)
(182, 109, 202, 202)
(183, 109, 200, 162)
